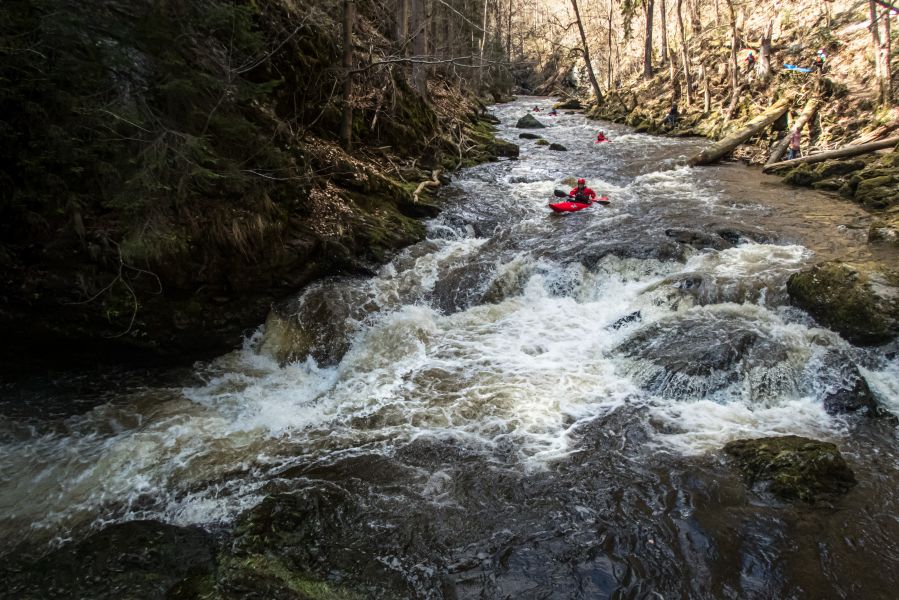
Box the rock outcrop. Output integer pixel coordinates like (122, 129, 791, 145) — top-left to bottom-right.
(787, 261, 899, 346)
(723, 435, 856, 503)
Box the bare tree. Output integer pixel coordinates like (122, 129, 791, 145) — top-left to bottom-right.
(757, 18, 772, 81)
(676, 0, 692, 105)
(644, 0, 655, 78)
(412, 0, 428, 96)
(660, 0, 669, 62)
(571, 0, 605, 102)
(340, 0, 355, 149)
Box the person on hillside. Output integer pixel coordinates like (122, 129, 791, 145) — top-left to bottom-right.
(596, 131, 608, 143)
(569, 178, 597, 204)
(745, 50, 757, 72)
(787, 128, 801, 160)
(663, 104, 680, 128)
(814, 48, 827, 73)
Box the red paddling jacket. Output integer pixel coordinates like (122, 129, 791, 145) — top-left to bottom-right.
(569, 186, 597, 203)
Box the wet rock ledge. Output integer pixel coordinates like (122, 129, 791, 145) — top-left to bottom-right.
(724, 435, 857, 504)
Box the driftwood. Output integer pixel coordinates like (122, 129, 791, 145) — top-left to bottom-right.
(765, 97, 820, 165)
(413, 169, 443, 202)
(762, 135, 899, 172)
(689, 96, 794, 166)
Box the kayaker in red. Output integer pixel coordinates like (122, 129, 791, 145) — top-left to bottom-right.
(596, 131, 608, 143)
(569, 178, 597, 203)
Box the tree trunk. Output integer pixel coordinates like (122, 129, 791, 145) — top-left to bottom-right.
(644, 0, 655, 79)
(726, 0, 738, 97)
(478, 0, 489, 90)
(762, 135, 899, 172)
(607, 0, 614, 89)
(660, 0, 669, 63)
(766, 98, 820, 165)
(689, 96, 794, 165)
(724, 83, 746, 123)
(758, 19, 773, 81)
(340, 0, 355, 150)
(395, 0, 409, 46)
(701, 61, 711, 112)
(881, 3, 893, 104)
(571, 0, 604, 102)
(870, 1, 886, 104)
(412, 0, 428, 97)
(676, 0, 692, 106)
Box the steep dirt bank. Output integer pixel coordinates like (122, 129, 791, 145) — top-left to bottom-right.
(0, 0, 519, 374)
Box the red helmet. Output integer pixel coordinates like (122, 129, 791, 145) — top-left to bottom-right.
(577, 178, 586, 185)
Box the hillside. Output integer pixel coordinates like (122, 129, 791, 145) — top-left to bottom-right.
(0, 0, 518, 371)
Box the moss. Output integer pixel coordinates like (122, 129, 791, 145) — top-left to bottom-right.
(218, 554, 361, 600)
(724, 435, 856, 503)
(535, 139, 550, 146)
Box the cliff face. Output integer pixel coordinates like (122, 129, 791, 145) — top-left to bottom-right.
(0, 0, 514, 372)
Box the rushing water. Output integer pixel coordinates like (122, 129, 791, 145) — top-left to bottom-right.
(2, 97, 899, 598)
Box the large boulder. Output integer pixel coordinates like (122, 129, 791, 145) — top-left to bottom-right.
(553, 97, 582, 109)
(548, 143, 568, 151)
(723, 435, 856, 503)
(515, 113, 546, 129)
(786, 261, 899, 346)
(519, 132, 542, 140)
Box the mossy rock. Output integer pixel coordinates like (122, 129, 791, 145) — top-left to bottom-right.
(811, 178, 844, 192)
(632, 120, 653, 134)
(535, 139, 550, 146)
(782, 164, 822, 187)
(724, 435, 856, 503)
(492, 138, 520, 158)
(854, 174, 899, 210)
(553, 98, 582, 109)
(869, 218, 899, 247)
(515, 113, 545, 129)
(787, 261, 898, 345)
(3, 521, 216, 600)
(519, 132, 542, 140)
(814, 159, 867, 179)
(548, 143, 568, 151)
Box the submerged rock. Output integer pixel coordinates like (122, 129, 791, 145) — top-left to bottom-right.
(518, 132, 542, 140)
(723, 435, 856, 503)
(548, 143, 568, 151)
(787, 261, 899, 346)
(535, 139, 550, 146)
(618, 308, 887, 415)
(515, 113, 545, 129)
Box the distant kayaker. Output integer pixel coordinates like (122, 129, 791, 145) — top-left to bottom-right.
(596, 131, 608, 143)
(549, 108, 558, 116)
(569, 178, 597, 203)
(787, 128, 801, 160)
(533, 105, 541, 112)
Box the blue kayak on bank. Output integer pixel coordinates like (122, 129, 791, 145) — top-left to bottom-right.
(784, 63, 813, 73)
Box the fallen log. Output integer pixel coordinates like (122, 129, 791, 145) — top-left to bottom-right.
(689, 96, 794, 166)
(413, 168, 443, 203)
(761, 136, 899, 173)
(766, 97, 820, 165)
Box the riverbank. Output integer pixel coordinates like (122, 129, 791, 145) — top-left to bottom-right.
(0, 0, 520, 377)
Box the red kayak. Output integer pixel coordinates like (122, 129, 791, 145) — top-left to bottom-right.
(549, 197, 610, 212)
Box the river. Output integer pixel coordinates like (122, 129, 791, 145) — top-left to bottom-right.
(2, 97, 898, 598)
